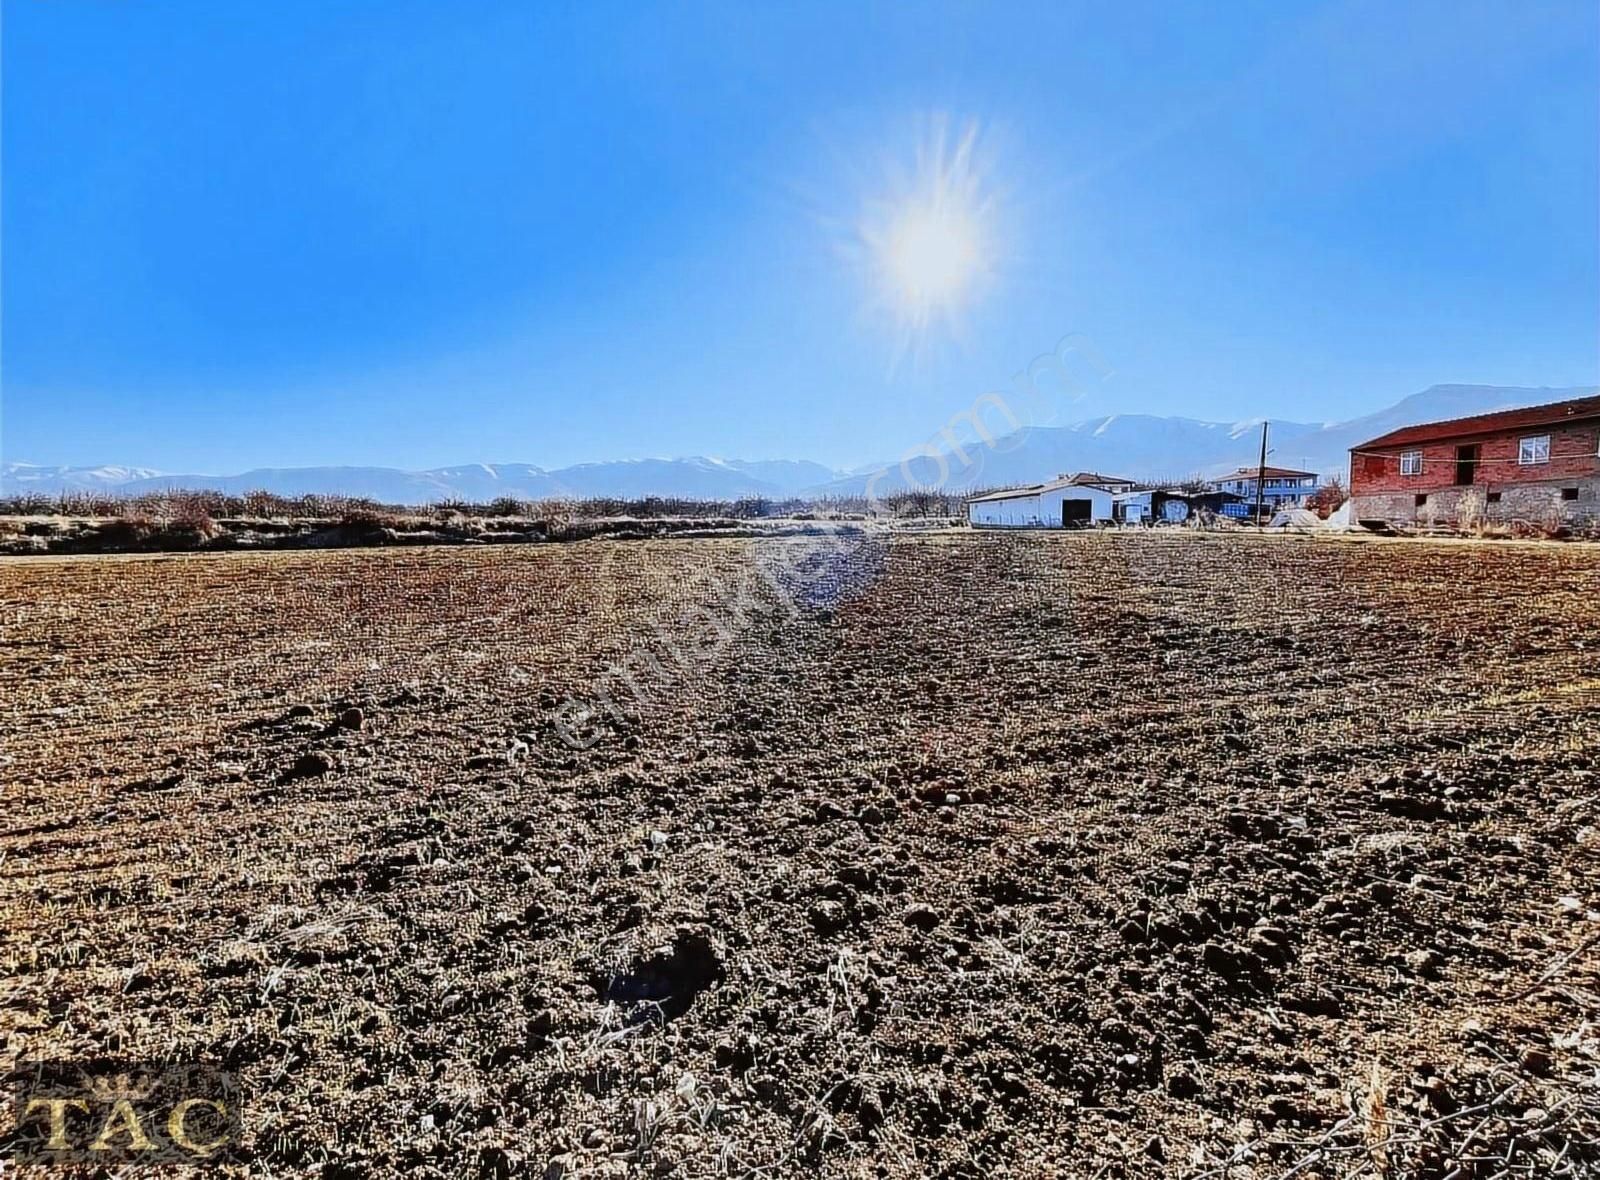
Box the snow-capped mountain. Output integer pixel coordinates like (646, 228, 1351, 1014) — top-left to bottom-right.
(0, 457, 843, 503)
(6, 385, 1592, 504)
(815, 384, 1599, 496)
(0, 463, 167, 492)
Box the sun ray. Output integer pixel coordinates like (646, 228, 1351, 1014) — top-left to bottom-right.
(852, 116, 1002, 371)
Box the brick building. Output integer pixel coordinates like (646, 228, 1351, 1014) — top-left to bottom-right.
(1349, 395, 1600, 527)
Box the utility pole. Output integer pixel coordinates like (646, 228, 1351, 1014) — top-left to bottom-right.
(1254, 421, 1269, 530)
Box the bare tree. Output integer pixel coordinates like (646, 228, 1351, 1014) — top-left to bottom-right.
(1307, 475, 1347, 518)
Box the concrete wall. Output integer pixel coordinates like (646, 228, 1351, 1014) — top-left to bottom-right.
(969, 484, 1114, 527)
(1038, 484, 1115, 526)
(969, 494, 1042, 527)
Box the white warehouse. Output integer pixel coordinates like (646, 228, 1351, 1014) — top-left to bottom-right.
(967, 478, 1117, 528)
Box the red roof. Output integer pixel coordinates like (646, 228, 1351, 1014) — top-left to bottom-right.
(1063, 471, 1136, 486)
(1218, 466, 1317, 480)
(1353, 395, 1600, 451)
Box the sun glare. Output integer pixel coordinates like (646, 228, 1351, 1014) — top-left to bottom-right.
(885, 204, 980, 310)
(856, 118, 998, 363)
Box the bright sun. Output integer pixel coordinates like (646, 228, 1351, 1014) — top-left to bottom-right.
(884, 203, 980, 311)
(857, 118, 997, 361)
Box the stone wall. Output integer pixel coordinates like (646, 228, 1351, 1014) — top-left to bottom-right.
(1354, 476, 1600, 529)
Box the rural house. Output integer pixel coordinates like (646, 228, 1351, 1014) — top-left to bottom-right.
(1210, 466, 1320, 510)
(1348, 395, 1600, 527)
(967, 477, 1117, 528)
(1061, 471, 1139, 493)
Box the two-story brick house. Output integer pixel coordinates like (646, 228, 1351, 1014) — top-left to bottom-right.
(1348, 395, 1600, 527)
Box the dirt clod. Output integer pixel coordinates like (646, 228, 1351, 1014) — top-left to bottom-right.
(286, 750, 334, 779)
(597, 928, 722, 1023)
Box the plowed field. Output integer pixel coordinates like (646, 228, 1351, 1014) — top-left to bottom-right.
(2, 533, 1597, 1177)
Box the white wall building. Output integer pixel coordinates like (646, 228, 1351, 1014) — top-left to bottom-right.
(968, 479, 1117, 528)
(1112, 491, 1194, 524)
(1211, 466, 1320, 508)
(1113, 491, 1153, 523)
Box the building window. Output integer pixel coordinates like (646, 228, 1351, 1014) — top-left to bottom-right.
(1562, 487, 1580, 502)
(1487, 491, 1502, 504)
(1519, 435, 1550, 465)
(1399, 451, 1422, 476)
(1415, 493, 1428, 507)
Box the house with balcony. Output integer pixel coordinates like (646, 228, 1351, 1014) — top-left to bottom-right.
(1209, 466, 1320, 512)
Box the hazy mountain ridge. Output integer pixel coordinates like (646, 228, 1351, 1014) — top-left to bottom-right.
(813, 384, 1598, 496)
(0, 457, 844, 503)
(6, 385, 1593, 503)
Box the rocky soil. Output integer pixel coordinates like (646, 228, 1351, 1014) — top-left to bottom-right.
(1, 532, 1597, 1177)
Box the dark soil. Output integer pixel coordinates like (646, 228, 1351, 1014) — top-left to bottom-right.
(1, 533, 1596, 1177)
(0, 514, 769, 556)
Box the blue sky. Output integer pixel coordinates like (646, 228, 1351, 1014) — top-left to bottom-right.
(4, 0, 1596, 472)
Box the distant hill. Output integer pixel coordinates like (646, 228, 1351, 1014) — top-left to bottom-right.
(0, 456, 843, 503)
(0, 464, 167, 492)
(809, 414, 1322, 497)
(1291, 384, 1600, 465)
(815, 384, 1600, 496)
(6, 385, 1593, 503)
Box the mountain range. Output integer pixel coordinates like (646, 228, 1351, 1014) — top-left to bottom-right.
(0, 457, 843, 504)
(817, 384, 1600, 496)
(6, 385, 1594, 504)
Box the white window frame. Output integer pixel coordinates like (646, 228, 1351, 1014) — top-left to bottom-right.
(1519, 435, 1550, 465)
(1399, 451, 1422, 476)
